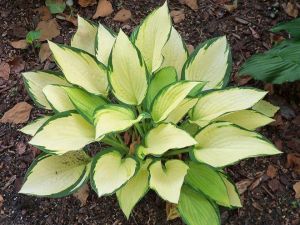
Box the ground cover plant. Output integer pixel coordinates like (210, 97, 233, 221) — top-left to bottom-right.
(19, 2, 282, 225)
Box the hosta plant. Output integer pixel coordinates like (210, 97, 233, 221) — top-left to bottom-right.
(20, 2, 281, 225)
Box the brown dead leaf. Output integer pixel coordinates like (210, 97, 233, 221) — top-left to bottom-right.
(293, 181, 300, 199)
(39, 43, 52, 63)
(236, 179, 253, 194)
(9, 57, 25, 74)
(0, 194, 3, 208)
(266, 165, 278, 179)
(270, 33, 285, 45)
(186, 44, 194, 54)
(124, 132, 131, 145)
(56, 14, 78, 26)
(282, 2, 298, 18)
(34, 6, 52, 21)
(31, 146, 41, 158)
(287, 153, 300, 175)
(93, 0, 113, 19)
(0, 102, 32, 124)
(170, 10, 185, 24)
(249, 174, 269, 191)
(10, 40, 28, 49)
(166, 202, 180, 221)
(78, 0, 97, 7)
(179, 0, 198, 11)
(113, 9, 132, 22)
(36, 18, 60, 41)
(234, 74, 252, 86)
(224, 0, 238, 12)
(73, 184, 89, 206)
(0, 62, 10, 80)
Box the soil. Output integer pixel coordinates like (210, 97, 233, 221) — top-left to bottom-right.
(0, 0, 300, 225)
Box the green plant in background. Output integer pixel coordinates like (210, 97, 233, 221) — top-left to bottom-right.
(45, 0, 66, 14)
(20, 2, 281, 225)
(239, 17, 300, 83)
(26, 30, 41, 45)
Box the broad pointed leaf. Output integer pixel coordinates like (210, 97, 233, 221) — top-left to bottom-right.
(108, 30, 148, 105)
(71, 16, 98, 55)
(149, 160, 188, 203)
(43, 85, 75, 112)
(178, 185, 220, 225)
(151, 81, 200, 123)
(190, 87, 267, 127)
(133, 1, 172, 72)
(137, 123, 196, 157)
(215, 110, 274, 130)
(96, 24, 116, 65)
(22, 71, 69, 109)
(193, 122, 281, 167)
(19, 151, 91, 197)
(48, 41, 108, 96)
(20, 116, 51, 136)
(185, 162, 231, 207)
(239, 40, 300, 84)
(117, 159, 152, 219)
(161, 27, 188, 78)
(271, 18, 300, 39)
(29, 112, 95, 154)
(91, 149, 137, 197)
(183, 36, 231, 90)
(145, 66, 177, 110)
(94, 105, 145, 139)
(252, 100, 279, 117)
(63, 86, 108, 123)
(165, 98, 198, 124)
(218, 173, 242, 207)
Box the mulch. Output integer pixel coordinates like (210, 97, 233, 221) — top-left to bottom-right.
(0, 0, 299, 224)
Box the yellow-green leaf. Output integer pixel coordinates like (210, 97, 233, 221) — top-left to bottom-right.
(20, 116, 51, 136)
(96, 24, 116, 65)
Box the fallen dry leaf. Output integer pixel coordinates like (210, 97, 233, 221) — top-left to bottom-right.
(36, 18, 60, 41)
(266, 165, 278, 179)
(287, 153, 300, 175)
(10, 40, 28, 49)
(249, 174, 269, 191)
(224, 0, 238, 12)
(93, 0, 113, 19)
(234, 74, 252, 86)
(179, 0, 198, 11)
(113, 9, 132, 22)
(170, 10, 185, 24)
(0, 194, 3, 208)
(270, 33, 285, 45)
(73, 184, 89, 206)
(166, 202, 180, 221)
(34, 6, 52, 21)
(282, 2, 298, 18)
(186, 44, 194, 54)
(0, 62, 10, 80)
(236, 179, 253, 194)
(39, 43, 52, 62)
(9, 57, 25, 74)
(0, 102, 32, 124)
(56, 13, 78, 26)
(78, 0, 97, 7)
(293, 181, 300, 199)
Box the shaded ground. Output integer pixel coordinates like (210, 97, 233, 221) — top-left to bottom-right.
(0, 0, 300, 224)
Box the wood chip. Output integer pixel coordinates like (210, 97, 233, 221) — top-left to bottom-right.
(0, 194, 3, 208)
(224, 0, 238, 12)
(16, 142, 26, 155)
(36, 18, 60, 41)
(73, 184, 89, 206)
(0, 62, 10, 80)
(234, 17, 249, 25)
(93, 0, 113, 19)
(179, 0, 198, 11)
(113, 9, 132, 22)
(287, 153, 300, 175)
(1, 175, 16, 190)
(249, 27, 260, 39)
(170, 10, 185, 24)
(293, 181, 300, 199)
(236, 179, 253, 194)
(10, 40, 28, 49)
(0, 102, 32, 124)
(39, 43, 52, 62)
